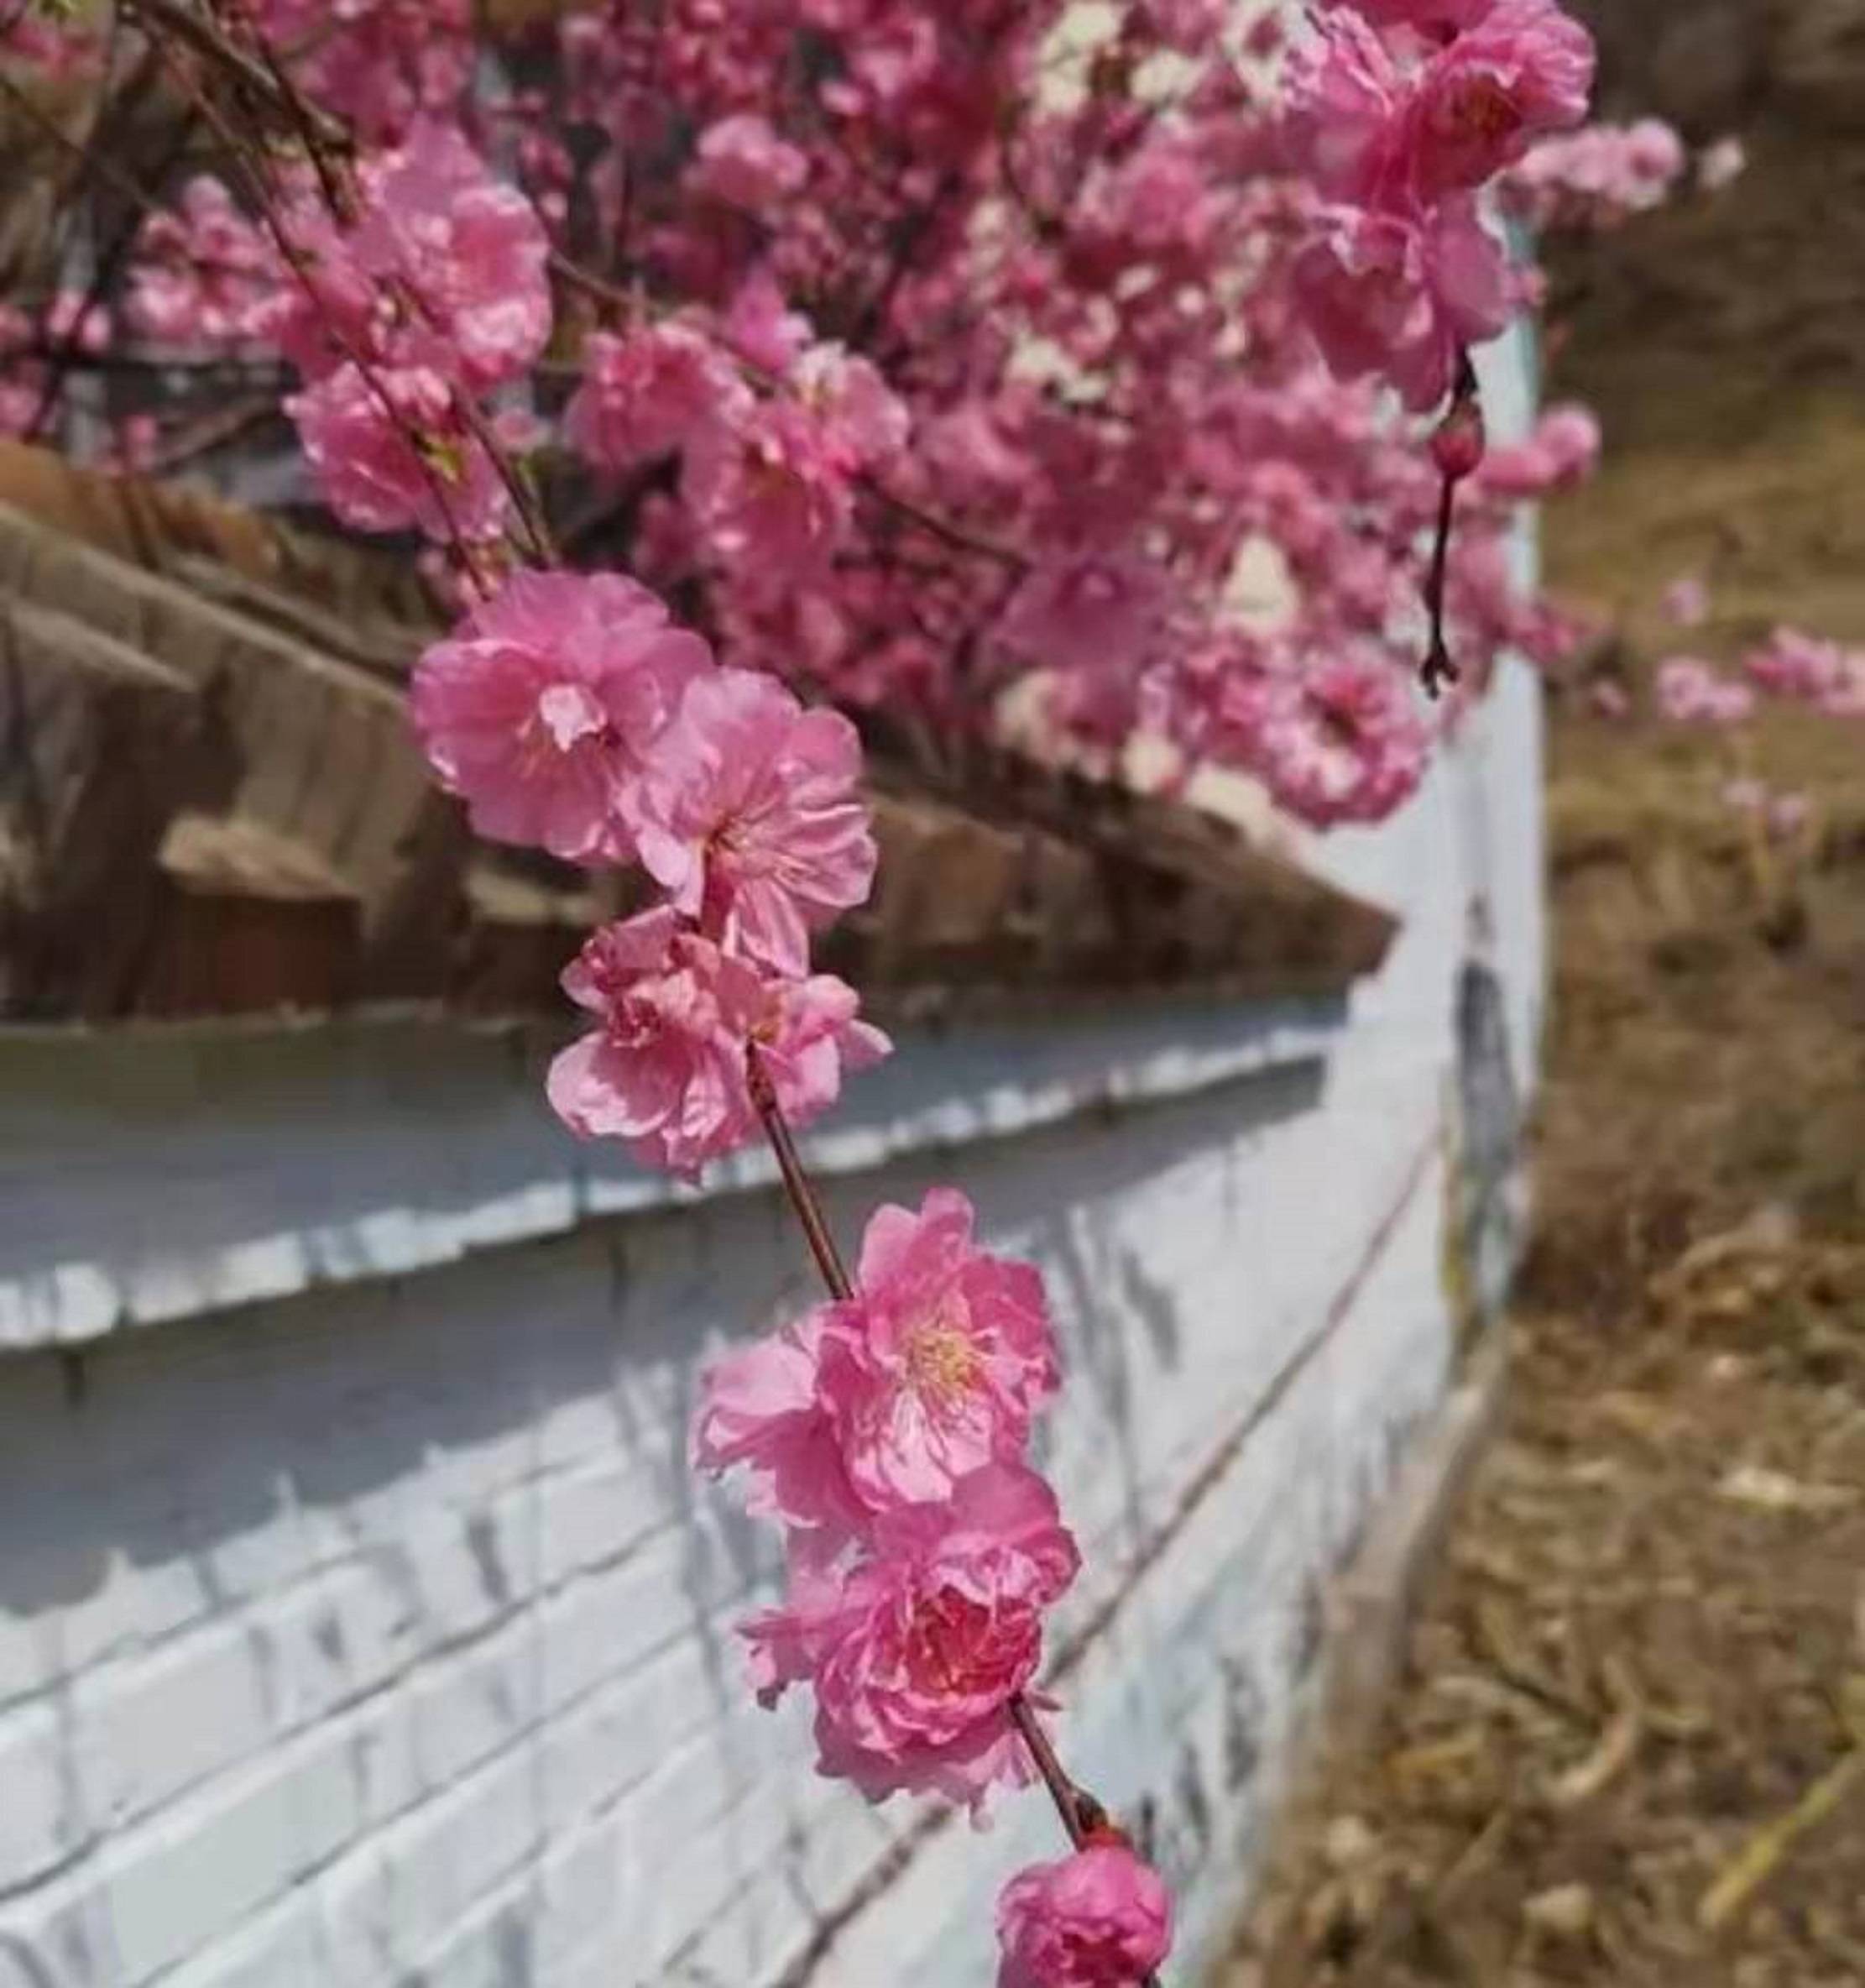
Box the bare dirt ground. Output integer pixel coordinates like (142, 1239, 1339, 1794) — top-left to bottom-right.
(1211, 6, 1865, 1983)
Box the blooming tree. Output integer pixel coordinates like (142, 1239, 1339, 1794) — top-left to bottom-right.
(0, 0, 1751, 1975)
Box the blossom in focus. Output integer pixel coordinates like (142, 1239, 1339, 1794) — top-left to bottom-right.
(409, 569, 713, 863)
(694, 1187, 1052, 1534)
(546, 906, 888, 1178)
(635, 667, 877, 975)
(740, 1463, 1080, 1813)
(692, 1311, 869, 1551)
(816, 1189, 1059, 1511)
(996, 1840, 1175, 1988)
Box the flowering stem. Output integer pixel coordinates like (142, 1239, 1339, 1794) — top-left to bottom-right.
(1007, 1692, 1098, 1848)
(1420, 348, 1482, 701)
(746, 1047, 855, 1303)
(746, 1065, 1156, 1938)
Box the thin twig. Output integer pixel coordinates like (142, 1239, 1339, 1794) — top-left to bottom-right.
(1420, 348, 1481, 700)
(1008, 1693, 1096, 1847)
(746, 1047, 854, 1302)
(122, 0, 351, 152)
(149, 44, 488, 577)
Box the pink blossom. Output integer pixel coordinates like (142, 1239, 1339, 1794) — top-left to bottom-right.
(1502, 119, 1685, 228)
(0, 374, 44, 438)
(285, 360, 509, 541)
(692, 1311, 870, 1549)
(243, 0, 473, 142)
(996, 1841, 1175, 1988)
(635, 667, 876, 973)
(44, 290, 110, 355)
(792, 343, 912, 467)
(1655, 657, 1753, 727)
(1283, 12, 1406, 205)
(1343, 0, 1500, 32)
(689, 114, 810, 208)
(409, 569, 712, 863)
(1744, 627, 1865, 715)
(995, 552, 1176, 679)
(353, 120, 552, 390)
(268, 199, 382, 380)
(546, 906, 888, 1179)
(127, 178, 280, 348)
(1473, 402, 1600, 499)
(1255, 651, 1431, 828)
(1294, 201, 1509, 411)
(565, 325, 748, 475)
(740, 1463, 1080, 1813)
(684, 399, 859, 577)
(723, 268, 814, 374)
(1404, 0, 1596, 201)
(695, 1185, 1057, 1543)
(816, 1189, 1059, 1510)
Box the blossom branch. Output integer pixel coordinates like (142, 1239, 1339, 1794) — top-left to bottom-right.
(1422, 349, 1485, 699)
(743, 1054, 1157, 1942)
(746, 1045, 856, 1304)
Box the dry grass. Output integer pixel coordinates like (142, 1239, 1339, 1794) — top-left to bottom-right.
(1209, 94, 1865, 1984)
(1211, 602, 1865, 1988)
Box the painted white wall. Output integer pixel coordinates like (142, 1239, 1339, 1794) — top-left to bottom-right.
(0, 339, 1544, 1988)
(0, 990, 1450, 1988)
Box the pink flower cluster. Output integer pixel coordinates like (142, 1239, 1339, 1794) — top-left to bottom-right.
(410, 568, 885, 1177)
(54, 0, 1633, 834)
(1286, 0, 1596, 409)
(1743, 628, 1865, 718)
(566, 315, 908, 590)
(695, 1185, 1173, 1975)
(227, 119, 556, 544)
(1654, 657, 1754, 729)
(1501, 118, 1687, 230)
(999, 1838, 1175, 1988)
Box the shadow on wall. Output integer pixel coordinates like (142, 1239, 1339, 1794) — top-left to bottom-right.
(0, 1048, 1326, 1984)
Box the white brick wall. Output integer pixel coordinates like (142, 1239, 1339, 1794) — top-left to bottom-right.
(0, 316, 1544, 1988)
(0, 1024, 1453, 1988)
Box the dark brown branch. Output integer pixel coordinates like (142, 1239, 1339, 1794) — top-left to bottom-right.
(1419, 348, 1483, 701)
(747, 1047, 855, 1302)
